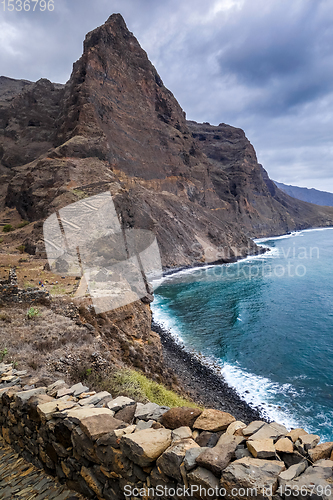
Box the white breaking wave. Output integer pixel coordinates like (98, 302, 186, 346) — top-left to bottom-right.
(151, 305, 304, 431)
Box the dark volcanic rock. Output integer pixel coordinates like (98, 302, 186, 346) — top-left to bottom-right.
(2, 14, 333, 267)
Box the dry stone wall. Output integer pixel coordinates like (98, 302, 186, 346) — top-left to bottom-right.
(0, 268, 50, 305)
(1, 363, 333, 499)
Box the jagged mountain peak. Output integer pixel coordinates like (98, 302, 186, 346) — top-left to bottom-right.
(1, 15, 333, 268)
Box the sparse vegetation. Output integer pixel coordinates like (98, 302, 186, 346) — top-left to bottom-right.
(0, 313, 11, 323)
(17, 220, 30, 228)
(87, 368, 199, 408)
(27, 307, 40, 319)
(50, 285, 67, 295)
(16, 244, 25, 254)
(2, 224, 13, 233)
(0, 238, 3, 244)
(71, 189, 88, 200)
(0, 348, 8, 362)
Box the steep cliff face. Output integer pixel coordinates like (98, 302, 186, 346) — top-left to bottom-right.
(2, 14, 333, 268)
(188, 121, 333, 237)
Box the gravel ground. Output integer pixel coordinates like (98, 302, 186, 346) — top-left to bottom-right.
(152, 320, 268, 424)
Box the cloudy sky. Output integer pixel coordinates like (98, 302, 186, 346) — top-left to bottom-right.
(1, 0, 333, 191)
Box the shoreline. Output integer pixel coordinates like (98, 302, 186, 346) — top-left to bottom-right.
(152, 319, 267, 424)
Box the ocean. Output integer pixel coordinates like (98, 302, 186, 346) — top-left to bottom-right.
(151, 228, 333, 441)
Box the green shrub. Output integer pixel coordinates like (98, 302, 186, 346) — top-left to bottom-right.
(27, 307, 40, 319)
(2, 224, 13, 233)
(17, 221, 30, 228)
(16, 244, 25, 254)
(108, 369, 199, 408)
(0, 348, 8, 362)
(72, 189, 88, 200)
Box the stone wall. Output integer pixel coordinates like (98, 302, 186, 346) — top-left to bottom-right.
(0, 268, 50, 305)
(1, 363, 333, 499)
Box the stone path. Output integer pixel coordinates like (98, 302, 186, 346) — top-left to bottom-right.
(0, 437, 85, 500)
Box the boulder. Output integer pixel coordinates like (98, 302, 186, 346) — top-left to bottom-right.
(193, 409, 235, 432)
(71, 382, 90, 397)
(135, 420, 155, 431)
(279, 452, 309, 468)
(184, 447, 209, 471)
(308, 442, 333, 462)
(14, 387, 46, 408)
(226, 421, 247, 435)
(221, 457, 286, 500)
(134, 402, 160, 420)
(46, 380, 67, 397)
(172, 426, 193, 441)
(279, 464, 333, 498)
(286, 428, 308, 443)
(27, 394, 54, 421)
(107, 396, 135, 412)
(195, 434, 239, 477)
(79, 413, 124, 441)
(160, 407, 203, 429)
(278, 461, 307, 487)
(145, 406, 170, 421)
(156, 438, 199, 482)
(299, 434, 320, 451)
(79, 391, 111, 406)
(242, 421, 266, 436)
(60, 406, 115, 424)
(37, 399, 78, 423)
(71, 426, 100, 463)
(248, 422, 288, 442)
(120, 428, 172, 467)
(187, 467, 220, 498)
(275, 437, 294, 454)
(195, 431, 220, 448)
(247, 439, 276, 459)
(115, 403, 137, 424)
(313, 459, 333, 472)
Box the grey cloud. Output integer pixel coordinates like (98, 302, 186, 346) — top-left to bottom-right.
(0, 0, 332, 191)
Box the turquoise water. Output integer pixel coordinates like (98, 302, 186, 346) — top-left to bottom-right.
(151, 228, 333, 440)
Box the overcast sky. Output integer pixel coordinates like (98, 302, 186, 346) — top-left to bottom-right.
(1, 0, 333, 191)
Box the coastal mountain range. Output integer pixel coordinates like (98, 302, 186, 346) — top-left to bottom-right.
(274, 181, 333, 207)
(1, 13, 333, 268)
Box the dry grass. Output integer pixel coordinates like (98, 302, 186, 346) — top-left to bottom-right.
(0, 300, 103, 385)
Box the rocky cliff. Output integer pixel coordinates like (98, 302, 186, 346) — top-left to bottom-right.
(2, 13, 333, 269)
(275, 181, 333, 207)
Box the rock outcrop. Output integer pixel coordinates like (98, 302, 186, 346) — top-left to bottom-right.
(2, 14, 333, 268)
(2, 364, 333, 500)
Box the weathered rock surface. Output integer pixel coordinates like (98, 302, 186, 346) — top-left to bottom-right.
(242, 420, 266, 436)
(287, 428, 308, 443)
(193, 409, 235, 432)
(248, 422, 288, 441)
(187, 467, 220, 497)
(221, 457, 286, 499)
(79, 412, 124, 441)
(3, 14, 333, 271)
(107, 396, 135, 412)
(196, 434, 239, 476)
(247, 439, 276, 459)
(120, 428, 172, 467)
(275, 437, 294, 454)
(161, 407, 203, 429)
(299, 433, 320, 451)
(278, 461, 308, 486)
(156, 438, 199, 482)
